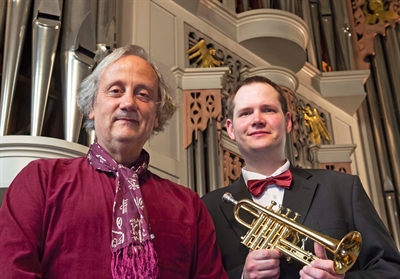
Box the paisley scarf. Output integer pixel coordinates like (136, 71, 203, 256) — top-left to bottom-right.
(87, 141, 159, 278)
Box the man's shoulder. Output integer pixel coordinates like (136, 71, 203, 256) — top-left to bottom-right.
(26, 156, 88, 170)
(146, 171, 199, 197)
(202, 179, 242, 204)
(201, 186, 225, 200)
(292, 166, 355, 179)
(27, 156, 89, 169)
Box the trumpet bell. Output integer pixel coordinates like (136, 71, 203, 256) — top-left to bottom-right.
(334, 231, 362, 273)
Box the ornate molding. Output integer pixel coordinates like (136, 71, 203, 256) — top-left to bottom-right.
(312, 70, 370, 115)
(309, 143, 356, 173)
(171, 66, 229, 90)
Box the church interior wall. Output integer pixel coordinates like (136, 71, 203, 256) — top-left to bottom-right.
(115, 0, 372, 200)
(0, 0, 391, 225)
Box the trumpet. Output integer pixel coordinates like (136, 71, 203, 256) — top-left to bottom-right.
(222, 192, 362, 274)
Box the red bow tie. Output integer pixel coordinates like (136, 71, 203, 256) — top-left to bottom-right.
(247, 170, 292, 197)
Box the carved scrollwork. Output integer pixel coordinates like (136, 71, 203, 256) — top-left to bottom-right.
(183, 90, 222, 149)
(351, 0, 400, 69)
(222, 147, 245, 186)
(280, 86, 299, 144)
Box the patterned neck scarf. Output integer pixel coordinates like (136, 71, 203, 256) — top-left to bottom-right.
(87, 141, 159, 279)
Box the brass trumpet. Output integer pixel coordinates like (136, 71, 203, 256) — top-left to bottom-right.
(222, 192, 362, 274)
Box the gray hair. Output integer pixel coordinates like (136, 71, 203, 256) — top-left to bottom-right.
(77, 44, 177, 133)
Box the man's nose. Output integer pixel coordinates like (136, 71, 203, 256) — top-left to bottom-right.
(120, 93, 138, 110)
(251, 111, 265, 126)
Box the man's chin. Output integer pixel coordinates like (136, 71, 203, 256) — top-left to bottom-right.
(248, 141, 273, 150)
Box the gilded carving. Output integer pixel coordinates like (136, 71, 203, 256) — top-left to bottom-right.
(302, 106, 332, 145)
(351, 0, 400, 69)
(362, 0, 399, 24)
(291, 98, 333, 168)
(183, 90, 222, 149)
(186, 39, 225, 68)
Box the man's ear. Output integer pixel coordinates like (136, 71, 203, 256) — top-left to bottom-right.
(285, 112, 292, 133)
(226, 119, 236, 141)
(89, 107, 95, 120)
(153, 115, 159, 129)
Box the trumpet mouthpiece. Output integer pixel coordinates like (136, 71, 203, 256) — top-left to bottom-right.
(222, 192, 238, 205)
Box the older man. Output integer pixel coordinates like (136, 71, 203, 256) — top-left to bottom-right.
(0, 45, 228, 279)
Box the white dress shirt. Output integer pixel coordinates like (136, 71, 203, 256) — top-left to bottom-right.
(240, 160, 291, 279)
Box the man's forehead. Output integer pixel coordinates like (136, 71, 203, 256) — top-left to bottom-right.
(101, 56, 157, 82)
(235, 83, 279, 101)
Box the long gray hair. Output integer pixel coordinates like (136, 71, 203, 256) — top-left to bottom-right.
(77, 44, 177, 133)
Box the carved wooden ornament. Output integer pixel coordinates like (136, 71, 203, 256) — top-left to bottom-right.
(183, 89, 222, 149)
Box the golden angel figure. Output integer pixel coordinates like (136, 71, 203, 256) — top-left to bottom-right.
(302, 106, 331, 145)
(186, 39, 225, 68)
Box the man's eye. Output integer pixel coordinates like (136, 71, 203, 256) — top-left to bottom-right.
(109, 88, 122, 94)
(136, 91, 151, 101)
(240, 111, 250, 117)
(262, 108, 273, 113)
(138, 92, 149, 97)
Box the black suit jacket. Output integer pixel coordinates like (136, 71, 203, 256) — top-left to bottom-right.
(202, 167, 400, 279)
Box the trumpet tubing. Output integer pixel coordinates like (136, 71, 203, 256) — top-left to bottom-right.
(222, 192, 362, 275)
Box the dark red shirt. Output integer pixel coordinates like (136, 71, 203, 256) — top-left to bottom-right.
(0, 156, 227, 279)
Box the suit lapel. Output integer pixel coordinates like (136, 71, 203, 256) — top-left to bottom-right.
(283, 167, 318, 224)
(219, 175, 254, 241)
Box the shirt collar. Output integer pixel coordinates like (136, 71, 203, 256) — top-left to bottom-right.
(242, 159, 291, 185)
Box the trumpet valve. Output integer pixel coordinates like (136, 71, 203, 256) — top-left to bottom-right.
(292, 212, 301, 221)
(285, 208, 293, 217)
(275, 204, 284, 213)
(267, 200, 277, 210)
